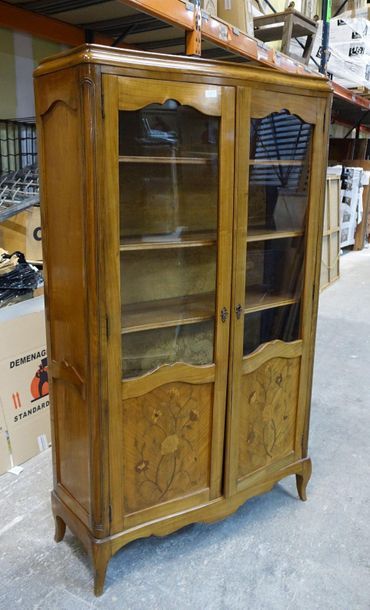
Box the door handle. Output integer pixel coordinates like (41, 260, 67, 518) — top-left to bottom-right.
(235, 304, 243, 319)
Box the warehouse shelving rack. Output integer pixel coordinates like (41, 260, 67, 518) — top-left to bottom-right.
(1, 0, 370, 129)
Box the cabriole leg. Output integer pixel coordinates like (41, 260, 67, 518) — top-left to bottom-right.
(296, 458, 312, 501)
(92, 544, 111, 597)
(54, 514, 66, 543)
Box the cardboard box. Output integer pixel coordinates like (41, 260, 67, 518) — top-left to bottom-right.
(0, 205, 42, 262)
(0, 210, 27, 254)
(25, 206, 42, 262)
(0, 296, 50, 468)
(0, 407, 11, 475)
(183, 0, 217, 17)
(218, 0, 254, 36)
(201, 0, 217, 16)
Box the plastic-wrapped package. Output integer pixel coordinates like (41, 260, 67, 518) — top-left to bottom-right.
(0, 250, 43, 308)
(290, 15, 370, 88)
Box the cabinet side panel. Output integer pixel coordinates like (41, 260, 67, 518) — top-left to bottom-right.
(36, 71, 90, 519)
(53, 380, 89, 510)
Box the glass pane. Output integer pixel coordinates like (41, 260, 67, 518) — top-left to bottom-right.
(119, 163, 217, 242)
(119, 101, 219, 379)
(121, 248, 216, 332)
(120, 100, 218, 159)
(250, 112, 312, 161)
(243, 304, 301, 356)
(244, 110, 312, 356)
(122, 321, 214, 379)
(248, 178, 309, 233)
(248, 111, 312, 233)
(245, 237, 304, 311)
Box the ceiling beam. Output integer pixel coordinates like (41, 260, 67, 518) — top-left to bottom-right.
(0, 0, 119, 46)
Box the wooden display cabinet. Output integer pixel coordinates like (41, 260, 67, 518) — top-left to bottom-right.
(34, 45, 331, 595)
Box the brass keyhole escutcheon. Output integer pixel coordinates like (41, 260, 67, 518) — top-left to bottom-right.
(235, 304, 243, 319)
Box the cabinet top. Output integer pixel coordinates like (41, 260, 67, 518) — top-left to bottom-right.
(34, 44, 331, 95)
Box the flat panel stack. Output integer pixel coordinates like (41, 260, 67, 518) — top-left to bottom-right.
(321, 167, 341, 290)
(340, 166, 363, 247)
(343, 160, 370, 250)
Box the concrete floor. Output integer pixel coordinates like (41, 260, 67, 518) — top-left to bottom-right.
(1, 249, 370, 610)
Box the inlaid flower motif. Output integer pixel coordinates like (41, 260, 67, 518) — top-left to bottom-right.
(133, 385, 204, 505)
(249, 391, 257, 404)
(152, 409, 162, 423)
(136, 460, 149, 473)
(247, 430, 255, 444)
(161, 434, 179, 455)
(275, 374, 283, 386)
(169, 386, 180, 398)
(189, 409, 199, 421)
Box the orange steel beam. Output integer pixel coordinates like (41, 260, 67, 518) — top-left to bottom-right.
(332, 81, 370, 111)
(116, 0, 194, 31)
(201, 13, 311, 75)
(0, 0, 118, 46)
(185, 0, 201, 55)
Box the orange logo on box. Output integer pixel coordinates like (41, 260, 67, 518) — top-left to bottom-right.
(30, 357, 49, 401)
(11, 357, 49, 410)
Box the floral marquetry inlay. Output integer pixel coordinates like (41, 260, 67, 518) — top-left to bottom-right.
(238, 357, 300, 480)
(123, 382, 212, 515)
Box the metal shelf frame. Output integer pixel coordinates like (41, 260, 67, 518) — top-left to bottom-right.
(1, 0, 370, 119)
(116, 1, 370, 116)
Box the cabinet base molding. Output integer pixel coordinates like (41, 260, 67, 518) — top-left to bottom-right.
(51, 456, 312, 596)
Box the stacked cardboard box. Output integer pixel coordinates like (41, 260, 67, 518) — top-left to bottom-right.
(217, 0, 254, 37)
(0, 296, 51, 475)
(340, 166, 363, 247)
(321, 166, 342, 290)
(0, 205, 42, 263)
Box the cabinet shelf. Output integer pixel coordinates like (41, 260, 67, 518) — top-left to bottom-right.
(119, 155, 216, 165)
(247, 227, 304, 242)
(120, 231, 217, 251)
(249, 159, 304, 166)
(245, 288, 299, 314)
(122, 292, 215, 334)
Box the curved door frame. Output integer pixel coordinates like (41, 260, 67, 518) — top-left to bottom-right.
(225, 86, 328, 496)
(102, 74, 235, 532)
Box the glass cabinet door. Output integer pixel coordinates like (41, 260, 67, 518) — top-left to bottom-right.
(244, 110, 312, 355)
(103, 76, 234, 525)
(226, 89, 323, 496)
(119, 100, 219, 378)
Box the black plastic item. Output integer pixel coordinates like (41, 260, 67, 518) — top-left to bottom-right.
(0, 251, 42, 308)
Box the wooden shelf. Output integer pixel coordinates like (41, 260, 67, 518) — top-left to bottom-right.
(249, 159, 304, 166)
(122, 292, 215, 334)
(200, 5, 311, 75)
(245, 287, 298, 314)
(120, 231, 216, 251)
(119, 155, 216, 165)
(332, 81, 370, 112)
(247, 227, 304, 242)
